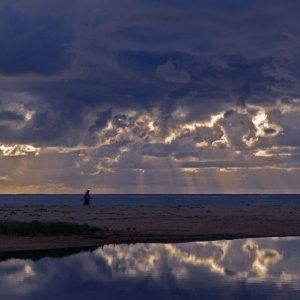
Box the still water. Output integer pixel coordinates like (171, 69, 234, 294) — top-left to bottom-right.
(1, 237, 300, 299)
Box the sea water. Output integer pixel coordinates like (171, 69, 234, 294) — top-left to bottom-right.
(0, 194, 300, 206)
(1, 237, 300, 299)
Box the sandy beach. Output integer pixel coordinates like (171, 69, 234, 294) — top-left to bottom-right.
(0, 205, 300, 252)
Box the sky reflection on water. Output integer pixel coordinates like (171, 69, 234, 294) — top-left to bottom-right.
(1, 237, 300, 299)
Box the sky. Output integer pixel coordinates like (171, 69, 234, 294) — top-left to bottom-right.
(0, 0, 300, 193)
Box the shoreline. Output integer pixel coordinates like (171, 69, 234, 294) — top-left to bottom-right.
(1, 205, 300, 252)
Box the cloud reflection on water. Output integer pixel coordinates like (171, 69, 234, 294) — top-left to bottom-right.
(1, 237, 300, 299)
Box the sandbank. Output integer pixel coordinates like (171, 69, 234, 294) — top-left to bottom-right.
(0, 205, 300, 252)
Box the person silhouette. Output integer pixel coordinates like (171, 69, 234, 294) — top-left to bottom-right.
(83, 190, 92, 206)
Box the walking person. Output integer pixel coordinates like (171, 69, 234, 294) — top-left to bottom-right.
(82, 190, 92, 206)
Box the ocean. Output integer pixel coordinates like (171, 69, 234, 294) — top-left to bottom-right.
(0, 194, 300, 206)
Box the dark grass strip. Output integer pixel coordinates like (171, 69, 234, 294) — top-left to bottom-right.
(0, 246, 98, 262)
(0, 221, 102, 236)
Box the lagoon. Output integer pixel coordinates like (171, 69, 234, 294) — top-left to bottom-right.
(1, 237, 300, 299)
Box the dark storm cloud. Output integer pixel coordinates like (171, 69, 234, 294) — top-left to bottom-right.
(0, 110, 24, 122)
(2, 0, 299, 130)
(89, 108, 112, 133)
(0, 3, 72, 75)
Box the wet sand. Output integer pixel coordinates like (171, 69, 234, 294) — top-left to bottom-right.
(0, 205, 300, 252)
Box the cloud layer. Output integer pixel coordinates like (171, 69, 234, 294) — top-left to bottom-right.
(0, 0, 300, 192)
